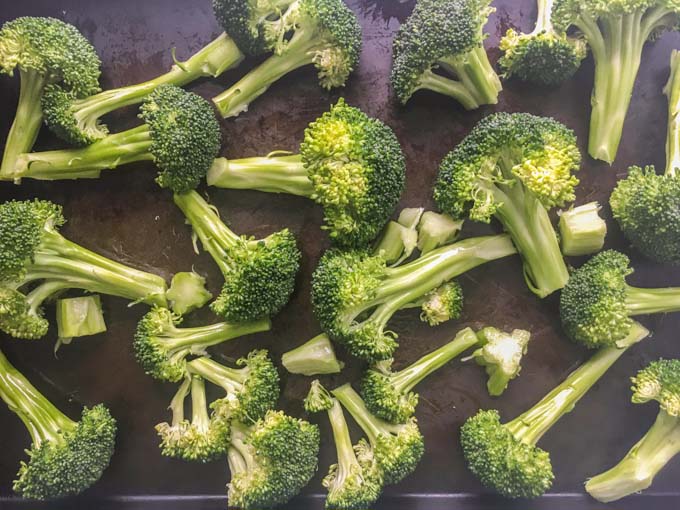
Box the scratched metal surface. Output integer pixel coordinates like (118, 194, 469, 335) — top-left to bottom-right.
(0, 1, 679, 509)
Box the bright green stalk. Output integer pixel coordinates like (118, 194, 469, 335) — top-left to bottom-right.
(625, 286, 680, 316)
(281, 333, 344, 375)
(558, 202, 606, 257)
(438, 45, 502, 107)
(56, 295, 107, 340)
(664, 49, 680, 177)
(188, 357, 248, 392)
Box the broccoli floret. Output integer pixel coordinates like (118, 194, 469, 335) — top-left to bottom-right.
(360, 327, 479, 423)
(166, 271, 213, 316)
(173, 190, 301, 321)
(560, 250, 680, 349)
(305, 381, 383, 510)
(419, 280, 464, 326)
(227, 410, 320, 509)
(460, 322, 650, 499)
(312, 234, 515, 362)
(499, 0, 586, 85)
(391, 0, 502, 109)
(0, 200, 174, 339)
(282, 333, 345, 375)
(133, 307, 271, 382)
(610, 51, 680, 264)
(434, 112, 581, 298)
(0, 17, 100, 180)
(212, 0, 362, 118)
(553, 0, 680, 163)
(332, 383, 424, 485)
(0, 348, 116, 499)
(14, 85, 220, 192)
(558, 202, 607, 256)
(208, 99, 406, 248)
(156, 374, 230, 462)
(586, 359, 680, 502)
(187, 350, 280, 424)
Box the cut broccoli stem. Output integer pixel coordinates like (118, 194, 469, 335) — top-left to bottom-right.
(281, 333, 344, 375)
(586, 410, 680, 502)
(207, 155, 313, 196)
(558, 202, 607, 257)
(56, 295, 106, 340)
(439, 45, 502, 107)
(327, 399, 361, 479)
(533, 0, 554, 33)
(414, 69, 482, 110)
(0, 69, 48, 181)
(227, 422, 256, 474)
(665, 50, 680, 177)
(189, 376, 212, 436)
(187, 357, 247, 393)
(168, 376, 191, 427)
(625, 286, 680, 316)
(373, 221, 415, 266)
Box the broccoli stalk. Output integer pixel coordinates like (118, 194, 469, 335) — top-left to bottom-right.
(0, 348, 116, 499)
(281, 333, 345, 375)
(460, 322, 650, 499)
(558, 202, 607, 256)
(56, 295, 107, 342)
(586, 359, 680, 502)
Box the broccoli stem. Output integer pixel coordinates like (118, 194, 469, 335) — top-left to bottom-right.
(0, 69, 48, 181)
(228, 422, 256, 474)
(189, 376, 211, 434)
(15, 124, 154, 180)
(389, 327, 479, 394)
(156, 318, 270, 353)
(207, 155, 314, 196)
(415, 69, 482, 110)
(66, 34, 243, 129)
(585, 411, 680, 503)
(439, 45, 502, 107)
(0, 349, 75, 446)
(169, 377, 191, 427)
(24, 280, 73, 316)
(327, 399, 360, 478)
(188, 357, 246, 393)
(625, 286, 680, 315)
(332, 383, 401, 444)
(664, 50, 680, 177)
(533, 0, 553, 34)
(281, 333, 344, 375)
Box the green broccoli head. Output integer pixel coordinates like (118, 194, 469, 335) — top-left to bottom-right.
(420, 280, 464, 326)
(133, 307, 189, 382)
(13, 404, 117, 500)
(372, 418, 424, 485)
(360, 360, 419, 424)
(324, 438, 383, 510)
(301, 99, 406, 247)
(0, 287, 49, 339)
(632, 359, 680, 416)
(303, 379, 334, 413)
(460, 409, 553, 499)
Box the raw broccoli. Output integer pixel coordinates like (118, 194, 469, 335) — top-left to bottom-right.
(305, 380, 383, 510)
(418, 280, 464, 326)
(499, 0, 586, 85)
(0, 348, 116, 499)
(281, 333, 345, 375)
(56, 295, 107, 343)
(173, 190, 301, 321)
(166, 271, 213, 316)
(558, 202, 607, 256)
(133, 307, 271, 382)
(207, 99, 406, 248)
(610, 50, 680, 264)
(360, 326, 480, 423)
(227, 410, 320, 509)
(586, 359, 680, 502)
(0, 199, 180, 340)
(553, 0, 680, 163)
(312, 234, 516, 362)
(390, 0, 502, 109)
(460, 322, 650, 499)
(416, 211, 463, 255)
(0, 17, 100, 180)
(12, 85, 220, 192)
(560, 250, 680, 349)
(434, 112, 581, 298)
(212, 0, 362, 118)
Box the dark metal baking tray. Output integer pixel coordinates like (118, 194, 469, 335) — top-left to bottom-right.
(1, 0, 679, 508)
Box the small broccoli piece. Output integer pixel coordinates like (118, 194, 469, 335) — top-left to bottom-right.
(560, 250, 680, 349)
(465, 327, 532, 396)
(391, 0, 502, 109)
(374, 221, 418, 266)
(13, 85, 220, 192)
(360, 327, 479, 423)
(586, 359, 680, 502)
(418, 280, 464, 326)
(0, 199, 172, 340)
(417, 211, 463, 255)
(133, 307, 271, 382)
(332, 383, 424, 484)
(156, 374, 230, 462)
(208, 99, 406, 248)
(0, 348, 116, 499)
(305, 381, 383, 510)
(499, 0, 586, 86)
(166, 271, 213, 316)
(56, 295, 107, 342)
(0, 17, 100, 180)
(435, 112, 581, 298)
(212, 0, 362, 118)
(227, 410, 320, 509)
(553, 0, 680, 163)
(173, 190, 301, 321)
(460, 322, 650, 499)
(312, 234, 516, 362)
(282, 333, 345, 375)
(558, 202, 607, 256)
(610, 50, 680, 264)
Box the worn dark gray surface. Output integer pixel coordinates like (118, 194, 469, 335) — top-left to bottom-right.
(0, 1, 679, 509)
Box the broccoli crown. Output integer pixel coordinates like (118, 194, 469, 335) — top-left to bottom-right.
(610, 166, 680, 265)
(473, 327, 531, 396)
(360, 362, 418, 424)
(0, 17, 100, 96)
(211, 229, 301, 322)
(631, 359, 680, 416)
(434, 112, 581, 222)
(13, 404, 116, 500)
(136, 85, 222, 193)
(304, 379, 334, 413)
(391, 0, 493, 103)
(324, 438, 383, 510)
(420, 280, 464, 326)
(460, 409, 553, 499)
(133, 307, 189, 382)
(301, 99, 406, 247)
(372, 418, 424, 485)
(0, 287, 49, 339)
(559, 250, 633, 348)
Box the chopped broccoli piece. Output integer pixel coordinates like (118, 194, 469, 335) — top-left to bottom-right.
(418, 280, 464, 326)
(558, 202, 607, 256)
(374, 221, 418, 266)
(166, 271, 213, 316)
(416, 211, 463, 255)
(282, 333, 345, 375)
(56, 295, 107, 341)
